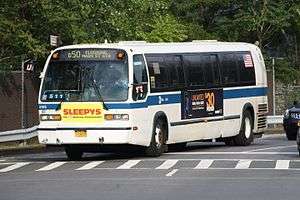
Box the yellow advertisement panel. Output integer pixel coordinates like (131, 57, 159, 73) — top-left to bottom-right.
(61, 103, 104, 123)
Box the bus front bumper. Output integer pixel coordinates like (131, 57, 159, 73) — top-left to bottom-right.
(37, 127, 132, 145)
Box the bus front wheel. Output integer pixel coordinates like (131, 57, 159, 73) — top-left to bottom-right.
(65, 145, 83, 160)
(145, 119, 167, 157)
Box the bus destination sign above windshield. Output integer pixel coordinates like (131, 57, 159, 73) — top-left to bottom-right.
(57, 49, 125, 61)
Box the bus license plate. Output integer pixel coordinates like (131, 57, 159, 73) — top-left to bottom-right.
(75, 130, 87, 137)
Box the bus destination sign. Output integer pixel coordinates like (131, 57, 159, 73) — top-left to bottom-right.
(57, 49, 125, 61)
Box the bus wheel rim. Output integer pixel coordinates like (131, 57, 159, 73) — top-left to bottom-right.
(155, 126, 163, 148)
(245, 117, 251, 139)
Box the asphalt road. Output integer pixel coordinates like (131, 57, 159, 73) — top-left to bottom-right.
(0, 133, 300, 200)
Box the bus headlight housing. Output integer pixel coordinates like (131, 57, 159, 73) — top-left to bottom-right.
(40, 114, 61, 121)
(104, 114, 129, 121)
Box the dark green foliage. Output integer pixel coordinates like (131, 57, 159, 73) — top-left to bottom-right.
(0, 0, 299, 83)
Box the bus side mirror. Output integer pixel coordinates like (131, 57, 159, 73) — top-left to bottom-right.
(132, 83, 148, 101)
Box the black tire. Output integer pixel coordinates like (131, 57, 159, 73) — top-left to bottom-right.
(224, 110, 254, 146)
(168, 142, 187, 152)
(65, 146, 83, 160)
(145, 119, 167, 157)
(224, 137, 236, 146)
(286, 130, 297, 141)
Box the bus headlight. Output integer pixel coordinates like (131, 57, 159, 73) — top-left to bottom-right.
(40, 114, 61, 121)
(104, 114, 129, 120)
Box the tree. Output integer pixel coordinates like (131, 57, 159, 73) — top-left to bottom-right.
(231, 0, 293, 49)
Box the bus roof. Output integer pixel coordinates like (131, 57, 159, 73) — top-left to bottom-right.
(54, 41, 259, 54)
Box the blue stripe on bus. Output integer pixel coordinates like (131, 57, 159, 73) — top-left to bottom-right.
(223, 87, 268, 99)
(38, 87, 267, 110)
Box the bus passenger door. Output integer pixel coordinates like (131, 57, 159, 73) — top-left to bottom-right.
(131, 54, 150, 145)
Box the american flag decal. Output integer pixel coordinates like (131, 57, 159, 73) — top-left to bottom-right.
(243, 54, 253, 68)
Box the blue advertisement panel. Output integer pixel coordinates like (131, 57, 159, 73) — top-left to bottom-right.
(181, 88, 223, 119)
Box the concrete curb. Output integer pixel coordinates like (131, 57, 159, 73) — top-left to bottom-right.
(0, 144, 63, 156)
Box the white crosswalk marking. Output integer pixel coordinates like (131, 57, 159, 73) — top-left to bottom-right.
(156, 160, 178, 169)
(0, 162, 30, 173)
(76, 161, 104, 170)
(0, 160, 6, 162)
(194, 160, 214, 169)
(275, 160, 290, 169)
(166, 169, 178, 177)
(1, 159, 300, 173)
(36, 162, 67, 171)
(116, 160, 141, 169)
(235, 160, 252, 169)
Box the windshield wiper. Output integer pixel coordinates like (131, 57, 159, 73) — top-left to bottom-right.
(91, 79, 109, 110)
(82, 67, 109, 110)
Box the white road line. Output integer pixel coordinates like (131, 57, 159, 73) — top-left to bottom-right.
(116, 160, 141, 169)
(275, 160, 290, 169)
(0, 163, 14, 165)
(0, 162, 30, 173)
(166, 151, 298, 155)
(0, 159, 6, 162)
(194, 160, 214, 169)
(235, 160, 252, 169)
(36, 162, 67, 171)
(166, 169, 178, 177)
(76, 161, 104, 170)
(245, 145, 297, 152)
(156, 160, 178, 169)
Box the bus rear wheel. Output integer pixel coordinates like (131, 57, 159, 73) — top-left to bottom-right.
(225, 110, 254, 146)
(65, 145, 83, 160)
(145, 119, 167, 157)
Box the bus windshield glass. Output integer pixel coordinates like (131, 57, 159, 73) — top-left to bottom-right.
(41, 49, 128, 102)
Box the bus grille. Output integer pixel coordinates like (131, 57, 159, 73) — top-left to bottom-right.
(257, 103, 268, 129)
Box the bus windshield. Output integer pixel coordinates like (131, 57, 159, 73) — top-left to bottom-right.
(41, 51, 128, 102)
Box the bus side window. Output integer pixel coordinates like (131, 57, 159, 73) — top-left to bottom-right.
(146, 55, 168, 90)
(211, 55, 221, 86)
(164, 55, 184, 90)
(202, 55, 220, 88)
(220, 53, 239, 87)
(236, 53, 256, 86)
(183, 54, 205, 89)
(133, 54, 148, 100)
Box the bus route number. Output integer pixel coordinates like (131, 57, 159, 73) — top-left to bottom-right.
(68, 50, 81, 59)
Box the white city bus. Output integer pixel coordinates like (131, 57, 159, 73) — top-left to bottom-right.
(38, 41, 268, 160)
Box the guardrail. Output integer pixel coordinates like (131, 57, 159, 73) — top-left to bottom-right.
(0, 125, 38, 143)
(266, 115, 283, 125)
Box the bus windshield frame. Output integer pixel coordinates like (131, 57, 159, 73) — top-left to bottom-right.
(40, 48, 129, 102)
